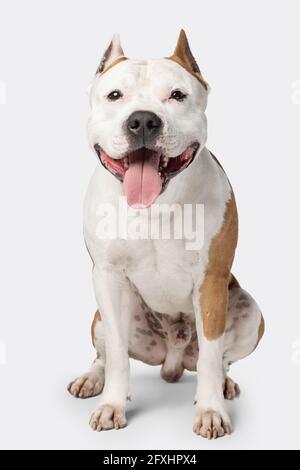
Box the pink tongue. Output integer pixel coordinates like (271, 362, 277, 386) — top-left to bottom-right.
(123, 149, 162, 208)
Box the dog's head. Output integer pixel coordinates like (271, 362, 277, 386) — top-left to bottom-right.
(88, 30, 209, 208)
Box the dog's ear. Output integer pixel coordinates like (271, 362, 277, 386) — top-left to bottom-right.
(96, 34, 125, 74)
(172, 29, 200, 74)
(169, 29, 208, 90)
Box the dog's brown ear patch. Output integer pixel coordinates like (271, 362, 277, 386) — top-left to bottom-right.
(96, 34, 127, 75)
(168, 29, 208, 90)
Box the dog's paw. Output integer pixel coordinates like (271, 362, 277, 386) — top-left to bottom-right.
(68, 372, 104, 398)
(90, 404, 127, 431)
(193, 409, 232, 439)
(223, 376, 241, 400)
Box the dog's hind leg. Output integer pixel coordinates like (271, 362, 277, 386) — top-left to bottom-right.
(222, 281, 265, 399)
(181, 281, 264, 401)
(68, 310, 105, 398)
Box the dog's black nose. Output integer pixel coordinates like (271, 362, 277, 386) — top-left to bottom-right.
(127, 111, 162, 140)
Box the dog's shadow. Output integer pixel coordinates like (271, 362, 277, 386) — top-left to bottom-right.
(126, 366, 197, 421)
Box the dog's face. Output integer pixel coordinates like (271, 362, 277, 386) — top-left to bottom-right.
(88, 30, 209, 208)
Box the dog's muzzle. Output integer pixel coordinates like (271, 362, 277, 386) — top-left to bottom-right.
(95, 141, 200, 209)
(95, 110, 199, 208)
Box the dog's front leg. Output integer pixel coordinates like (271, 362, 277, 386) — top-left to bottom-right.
(193, 194, 237, 439)
(89, 266, 131, 431)
(193, 272, 231, 439)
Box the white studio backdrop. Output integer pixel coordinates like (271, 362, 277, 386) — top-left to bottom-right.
(0, 0, 299, 450)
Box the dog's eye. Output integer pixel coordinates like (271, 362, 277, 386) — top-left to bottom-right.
(170, 89, 187, 101)
(107, 90, 123, 101)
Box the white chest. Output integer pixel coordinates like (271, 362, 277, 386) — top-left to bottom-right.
(126, 238, 201, 314)
(84, 148, 231, 316)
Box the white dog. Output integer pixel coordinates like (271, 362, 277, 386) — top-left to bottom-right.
(68, 30, 264, 439)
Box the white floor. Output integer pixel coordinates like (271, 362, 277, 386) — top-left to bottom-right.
(0, 332, 299, 450)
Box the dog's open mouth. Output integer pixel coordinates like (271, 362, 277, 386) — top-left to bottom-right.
(94, 143, 199, 208)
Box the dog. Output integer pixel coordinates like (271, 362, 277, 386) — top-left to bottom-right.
(68, 30, 264, 439)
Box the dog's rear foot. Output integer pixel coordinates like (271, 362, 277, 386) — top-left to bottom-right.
(223, 376, 240, 400)
(68, 371, 104, 398)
